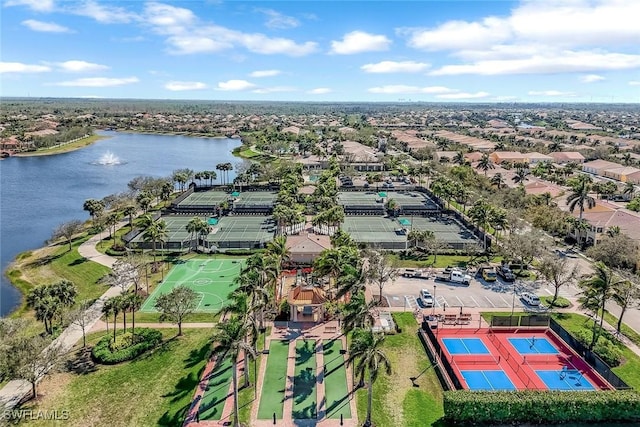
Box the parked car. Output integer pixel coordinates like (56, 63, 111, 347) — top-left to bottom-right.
(420, 289, 434, 307)
(521, 292, 541, 306)
(481, 268, 497, 282)
(496, 265, 515, 282)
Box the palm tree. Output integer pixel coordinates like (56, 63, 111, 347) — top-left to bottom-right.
(26, 286, 57, 334)
(215, 163, 224, 184)
(122, 205, 136, 230)
(185, 217, 205, 252)
(578, 262, 625, 349)
(567, 175, 595, 222)
(124, 293, 143, 334)
(453, 151, 465, 165)
(623, 182, 636, 199)
(512, 167, 530, 185)
(348, 329, 392, 427)
(476, 153, 495, 176)
(141, 215, 168, 266)
(341, 291, 375, 333)
(83, 198, 105, 225)
(490, 173, 506, 190)
(212, 316, 257, 427)
(222, 291, 261, 387)
(468, 200, 492, 250)
(104, 296, 121, 341)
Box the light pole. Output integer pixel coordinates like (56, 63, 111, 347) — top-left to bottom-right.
(511, 280, 517, 317)
(432, 284, 436, 316)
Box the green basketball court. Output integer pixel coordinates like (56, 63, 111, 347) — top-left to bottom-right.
(140, 258, 244, 313)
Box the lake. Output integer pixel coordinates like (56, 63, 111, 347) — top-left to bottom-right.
(0, 131, 241, 315)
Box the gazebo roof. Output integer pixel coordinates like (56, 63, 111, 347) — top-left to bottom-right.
(287, 286, 328, 305)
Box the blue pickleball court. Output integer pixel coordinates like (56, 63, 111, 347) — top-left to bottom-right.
(508, 337, 559, 355)
(442, 338, 490, 355)
(461, 370, 516, 391)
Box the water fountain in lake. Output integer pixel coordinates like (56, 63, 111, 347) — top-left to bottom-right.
(97, 151, 120, 165)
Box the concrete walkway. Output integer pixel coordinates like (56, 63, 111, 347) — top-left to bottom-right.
(0, 222, 128, 409)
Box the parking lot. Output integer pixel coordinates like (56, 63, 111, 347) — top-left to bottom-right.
(382, 273, 583, 311)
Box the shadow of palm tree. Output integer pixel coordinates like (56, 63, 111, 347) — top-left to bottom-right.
(292, 401, 317, 420)
(326, 393, 350, 418)
(293, 368, 316, 405)
(296, 340, 315, 365)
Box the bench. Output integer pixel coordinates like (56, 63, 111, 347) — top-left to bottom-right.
(324, 326, 338, 334)
(443, 315, 458, 325)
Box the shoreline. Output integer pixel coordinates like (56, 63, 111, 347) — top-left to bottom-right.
(12, 134, 108, 157)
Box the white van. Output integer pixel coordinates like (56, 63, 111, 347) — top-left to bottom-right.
(521, 292, 540, 306)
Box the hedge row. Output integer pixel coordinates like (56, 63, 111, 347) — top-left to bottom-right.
(444, 390, 640, 424)
(92, 328, 163, 364)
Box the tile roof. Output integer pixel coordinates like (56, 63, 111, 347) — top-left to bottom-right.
(287, 286, 328, 305)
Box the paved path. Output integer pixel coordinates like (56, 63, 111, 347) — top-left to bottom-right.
(0, 223, 126, 409)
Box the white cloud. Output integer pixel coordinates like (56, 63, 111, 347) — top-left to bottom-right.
(436, 91, 490, 99)
(0, 62, 51, 74)
(361, 61, 430, 73)
(138, 3, 316, 56)
(216, 79, 256, 91)
(404, 0, 640, 77)
(628, 81, 640, 86)
(57, 60, 109, 72)
(402, 17, 510, 51)
(430, 51, 640, 76)
(52, 77, 139, 87)
(252, 86, 296, 94)
(5, 0, 54, 12)
(308, 88, 332, 94)
(330, 31, 391, 55)
(249, 69, 281, 78)
(164, 81, 208, 91)
(21, 19, 72, 33)
(368, 85, 455, 94)
(258, 9, 299, 30)
(72, 0, 137, 24)
(579, 74, 605, 83)
(528, 90, 575, 97)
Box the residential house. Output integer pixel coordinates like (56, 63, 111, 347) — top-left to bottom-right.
(489, 151, 530, 165)
(579, 206, 640, 244)
(526, 152, 553, 164)
(582, 159, 622, 175)
(550, 152, 585, 164)
(434, 151, 459, 162)
(602, 166, 640, 182)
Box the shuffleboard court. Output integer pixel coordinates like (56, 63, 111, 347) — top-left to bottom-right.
(140, 258, 244, 312)
(257, 341, 290, 419)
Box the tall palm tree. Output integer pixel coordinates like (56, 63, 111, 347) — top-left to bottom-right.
(512, 167, 530, 185)
(124, 293, 143, 334)
(185, 217, 201, 251)
(122, 205, 136, 230)
(341, 291, 375, 333)
(222, 291, 261, 387)
(212, 316, 257, 427)
(215, 163, 224, 184)
(104, 296, 121, 341)
(578, 262, 625, 349)
(141, 215, 168, 266)
(348, 329, 392, 427)
(476, 153, 495, 176)
(468, 200, 492, 250)
(566, 175, 595, 222)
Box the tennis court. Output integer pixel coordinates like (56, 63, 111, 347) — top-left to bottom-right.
(535, 369, 595, 391)
(409, 216, 478, 249)
(232, 191, 277, 214)
(509, 337, 559, 355)
(442, 338, 490, 355)
(461, 370, 516, 391)
(140, 258, 244, 312)
(128, 215, 207, 250)
(176, 190, 229, 209)
(206, 216, 276, 249)
(341, 216, 406, 249)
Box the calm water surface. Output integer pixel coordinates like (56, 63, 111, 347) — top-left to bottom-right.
(0, 131, 240, 315)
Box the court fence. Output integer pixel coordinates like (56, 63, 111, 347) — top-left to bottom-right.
(549, 318, 631, 390)
(419, 325, 462, 390)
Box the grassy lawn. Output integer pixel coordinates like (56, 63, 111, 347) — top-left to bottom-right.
(356, 313, 444, 427)
(7, 236, 110, 319)
(603, 310, 640, 347)
(292, 340, 317, 419)
(17, 328, 212, 427)
(257, 340, 289, 419)
(14, 134, 106, 157)
(323, 339, 351, 419)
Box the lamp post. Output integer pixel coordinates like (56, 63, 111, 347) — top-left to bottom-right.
(432, 284, 436, 316)
(511, 280, 517, 317)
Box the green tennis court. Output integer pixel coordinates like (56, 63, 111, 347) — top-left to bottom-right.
(140, 258, 245, 312)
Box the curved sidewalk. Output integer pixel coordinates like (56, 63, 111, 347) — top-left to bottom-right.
(0, 222, 128, 410)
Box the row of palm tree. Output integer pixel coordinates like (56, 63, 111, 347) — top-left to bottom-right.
(215, 162, 234, 185)
(185, 217, 212, 251)
(101, 293, 144, 341)
(26, 280, 78, 334)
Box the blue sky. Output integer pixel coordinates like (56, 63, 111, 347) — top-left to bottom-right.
(1, 0, 639, 102)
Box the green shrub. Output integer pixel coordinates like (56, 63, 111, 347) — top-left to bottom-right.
(594, 339, 623, 367)
(540, 295, 571, 308)
(444, 390, 640, 424)
(92, 328, 162, 364)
